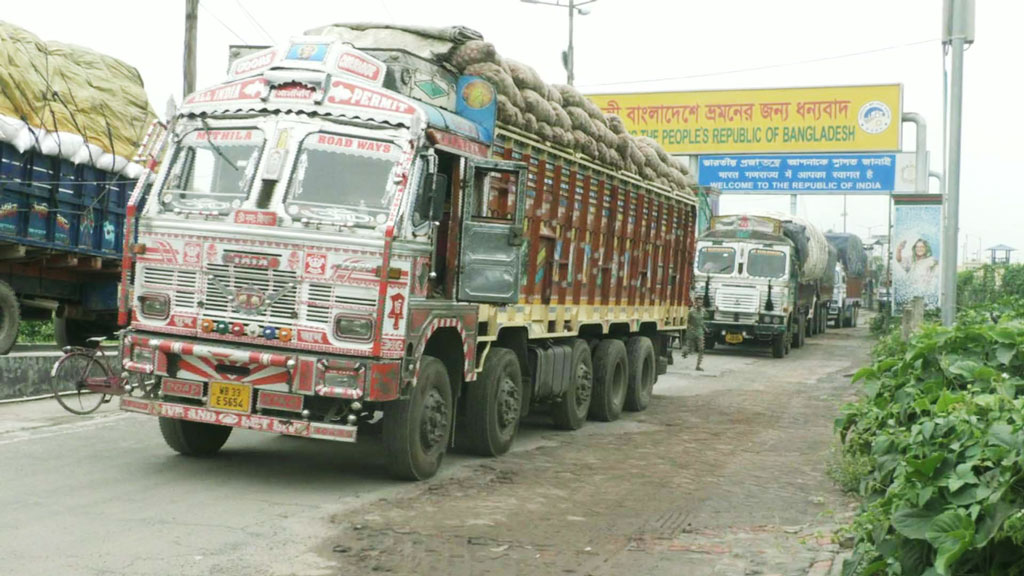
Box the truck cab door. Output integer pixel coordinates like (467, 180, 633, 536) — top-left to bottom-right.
(457, 159, 527, 304)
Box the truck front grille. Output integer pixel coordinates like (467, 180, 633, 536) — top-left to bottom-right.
(141, 267, 199, 309)
(715, 286, 759, 313)
(305, 283, 378, 324)
(203, 264, 298, 325)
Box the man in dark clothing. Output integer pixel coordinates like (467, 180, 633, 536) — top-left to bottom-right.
(682, 300, 705, 371)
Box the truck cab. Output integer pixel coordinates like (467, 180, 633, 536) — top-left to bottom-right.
(694, 225, 794, 358)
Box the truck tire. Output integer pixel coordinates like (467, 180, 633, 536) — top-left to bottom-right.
(624, 336, 655, 412)
(703, 332, 716, 350)
(159, 417, 232, 457)
(460, 347, 521, 457)
(792, 314, 805, 349)
(589, 339, 628, 422)
(55, 316, 111, 349)
(385, 355, 452, 480)
(0, 281, 20, 355)
(771, 334, 785, 358)
(551, 339, 593, 430)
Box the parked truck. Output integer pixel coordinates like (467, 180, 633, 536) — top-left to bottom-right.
(693, 214, 835, 358)
(0, 21, 153, 352)
(825, 232, 866, 328)
(118, 25, 697, 480)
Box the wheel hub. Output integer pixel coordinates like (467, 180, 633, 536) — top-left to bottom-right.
(420, 388, 449, 450)
(497, 376, 520, 431)
(575, 363, 592, 410)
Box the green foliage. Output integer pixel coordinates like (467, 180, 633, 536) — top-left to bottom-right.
(958, 264, 1024, 310)
(18, 319, 55, 343)
(836, 305, 1024, 576)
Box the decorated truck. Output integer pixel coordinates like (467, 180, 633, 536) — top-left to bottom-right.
(0, 21, 153, 352)
(694, 214, 835, 358)
(825, 232, 866, 328)
(118, 25, 697, 480)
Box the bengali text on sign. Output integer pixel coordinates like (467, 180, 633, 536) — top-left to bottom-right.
(587, 85, 902, 155)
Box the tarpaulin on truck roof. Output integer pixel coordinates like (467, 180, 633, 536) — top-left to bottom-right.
(825, 232, 867, 278)
(0, 20, 155, 157)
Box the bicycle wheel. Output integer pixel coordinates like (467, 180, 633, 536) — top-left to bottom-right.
(52, 351, 113, 415)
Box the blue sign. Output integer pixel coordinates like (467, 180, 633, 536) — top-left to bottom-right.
(456, 76, 497, 144)
(698, 153, 898, 194)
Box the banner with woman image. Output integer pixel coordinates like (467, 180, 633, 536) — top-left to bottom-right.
(891, 195, 942, 310)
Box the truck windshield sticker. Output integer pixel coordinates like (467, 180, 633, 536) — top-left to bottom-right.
(284, 132, 400, 227)
(160, 128, 264, 215)
(747, 248, 787, 279)
(697, 246, 736, 275)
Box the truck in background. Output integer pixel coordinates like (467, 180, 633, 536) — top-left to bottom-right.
(825, 232, 866, 328)
(0, 21, 153, 351)
(694, 214, 835, 358)
(117, 25, 697, 480)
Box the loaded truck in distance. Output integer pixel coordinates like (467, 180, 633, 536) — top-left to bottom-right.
(118, 24, 697, 480)
(825, 232, 866, 328)
(0, 21, 153, 352)
(693, 214, 835, 358)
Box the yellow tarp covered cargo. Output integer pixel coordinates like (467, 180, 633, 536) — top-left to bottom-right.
(0, 20, 154, 157)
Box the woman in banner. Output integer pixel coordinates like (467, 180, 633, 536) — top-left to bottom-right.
(895, 238, 939, 294)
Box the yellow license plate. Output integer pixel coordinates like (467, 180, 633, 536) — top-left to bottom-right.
(725, 332, 744, 344)
(209, 381, 252, 413)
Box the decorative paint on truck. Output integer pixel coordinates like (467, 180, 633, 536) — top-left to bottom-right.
(119, 31, 697, 480)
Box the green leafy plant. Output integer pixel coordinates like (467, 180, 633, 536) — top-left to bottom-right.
(18, 319, 55, 343)
(835, 305, 1024, 576)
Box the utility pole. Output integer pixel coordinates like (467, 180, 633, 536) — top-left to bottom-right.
(566, 0, 575, 85)
(521, 0, 595, 86)
(940, 0, 974, 326)
(184, 0, 199, 98)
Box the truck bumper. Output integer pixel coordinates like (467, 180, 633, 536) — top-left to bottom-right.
(120, 397, 358, 443)
(707, 321, 786, 342)
(120, 331, 404, 444)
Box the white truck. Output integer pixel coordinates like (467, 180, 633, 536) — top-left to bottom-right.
(694, 214, 835, 358)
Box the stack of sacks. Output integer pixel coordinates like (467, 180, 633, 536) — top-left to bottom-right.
(447, 39, 693, 191)
(0, 20, 155, 177)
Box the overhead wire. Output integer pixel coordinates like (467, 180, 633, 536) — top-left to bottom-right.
(199, 0, 249, 44)
(577, 38, 940, 90)
(233, 0, 277, 45)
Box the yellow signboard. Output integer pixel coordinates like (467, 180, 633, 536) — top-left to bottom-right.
(587, 84, 902, 155)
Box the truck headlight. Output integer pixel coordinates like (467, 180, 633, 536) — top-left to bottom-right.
(333, 315, 373, 341)
(138, 293, 170, 320)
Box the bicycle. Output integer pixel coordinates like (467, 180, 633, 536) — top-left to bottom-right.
(50, 336, 133, 415)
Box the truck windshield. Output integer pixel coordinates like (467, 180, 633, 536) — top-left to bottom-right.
(747, 248, 787, 279)
(697, 247, 736, 275)
(284, 132, 400, 227)
(160, 128, 263, 214)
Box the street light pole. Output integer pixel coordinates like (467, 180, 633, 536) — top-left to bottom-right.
(521, 0, 595, 86)
(940, 0, 973, 326)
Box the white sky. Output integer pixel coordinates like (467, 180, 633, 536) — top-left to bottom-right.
(4, 0, 1020, 263)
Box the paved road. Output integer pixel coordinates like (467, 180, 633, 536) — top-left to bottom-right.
(0, 320, 870, 576)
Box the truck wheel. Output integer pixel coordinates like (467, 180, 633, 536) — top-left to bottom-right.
(551, 339, 593, 430)
(624, 336, 655, 412)
(589, 339, 628, 422)
(159, 417, 232, 456)
(792, 314, 805, 349)
(55, 316, 104, 349)
(0, 281, 20, 355)
(460, 347, 521, 457)
(703, 333, 716, 350)
(771, 334, 785, 358)
(385, 355, 452, 480)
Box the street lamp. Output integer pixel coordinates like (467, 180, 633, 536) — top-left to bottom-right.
(521, 0, 596, 86)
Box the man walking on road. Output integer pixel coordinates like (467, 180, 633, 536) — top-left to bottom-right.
(682, 299, 705, 371)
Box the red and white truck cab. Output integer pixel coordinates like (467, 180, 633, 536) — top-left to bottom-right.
(119, 32, 696, 480)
